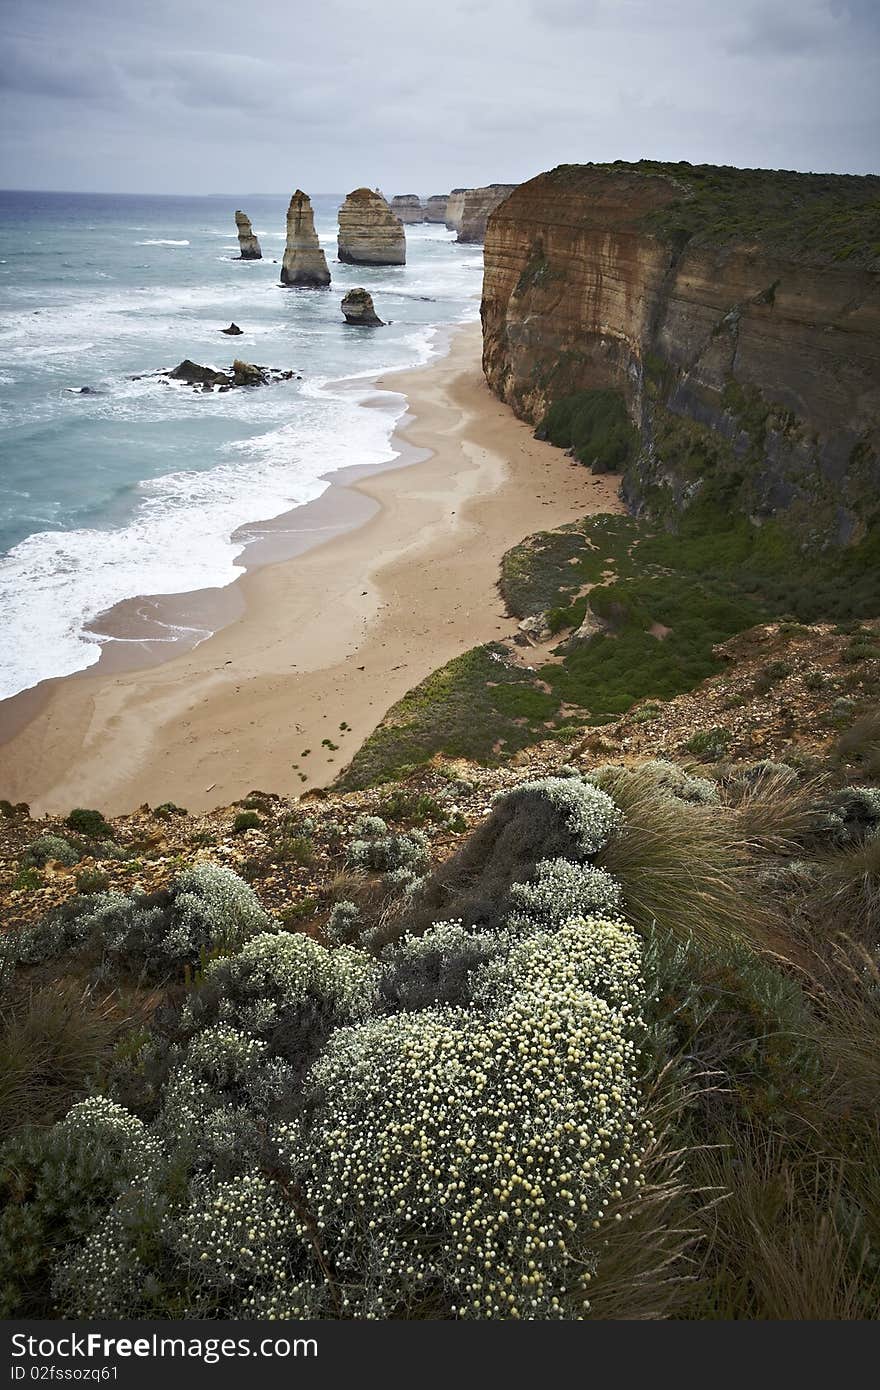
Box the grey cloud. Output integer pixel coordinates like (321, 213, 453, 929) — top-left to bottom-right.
(0, 0, 876, 192)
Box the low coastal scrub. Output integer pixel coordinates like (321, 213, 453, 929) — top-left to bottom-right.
(2, 747, 879, 1319)
(536, 389, 638, 473)
(344, 498, 878, 788)
(549, 161, 880, 269)
(338, 644, 564, 789)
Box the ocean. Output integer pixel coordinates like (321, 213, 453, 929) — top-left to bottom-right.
(0, 190, 483, 702)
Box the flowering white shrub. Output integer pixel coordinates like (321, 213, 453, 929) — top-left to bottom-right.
(21, 834, 80, 868)
(59, 1096, 160, 1174)
(165, 863, 273, 954)
(346, 830, 430, 874)
(183, 930, 381, 1036)
(38, 766, 660, 1322)
(174, 1172, 309, 1300)
(354, 815, 388, 838)
(495, 777, 622, 857)
(151, 1025, 294, 1179)
(12, 863, 271, 977)
(378, 919, 501, 1010)
(506, 857, 624, 931)
(276, 915, 646, 1318)
(325, 901, 361, 945)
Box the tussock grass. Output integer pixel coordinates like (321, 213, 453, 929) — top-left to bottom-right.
(688, 1133, 873, 1320)
(0, 985, 118, 1141)
(723, 767, 827, 854)
(834, 706, 880, 778)
(592, 764, 771, 950)
(574, 1074, 701, 1320)
(811, 833, 880, 948)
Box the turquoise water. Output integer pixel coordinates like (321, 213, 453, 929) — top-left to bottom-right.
(0, 191, 482, 700)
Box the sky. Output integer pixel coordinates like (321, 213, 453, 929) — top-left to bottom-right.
(0, 0, 877, 194)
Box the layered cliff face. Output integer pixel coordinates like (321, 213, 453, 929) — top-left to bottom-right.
(482, 163, 880, 542)
(457, 184, 517, 244)
(445, 188, 469, 234)
(234, 210, 262, 260)
(280, 190, 331, 287)
(338, 189, 406, 265)
(425, 194, 448, 223)
(390, 194, 424, 224)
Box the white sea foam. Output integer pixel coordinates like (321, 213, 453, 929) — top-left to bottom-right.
(0, 384, 407, 700)
(0, 210, 484, 701)
(135, 238, 191, 246)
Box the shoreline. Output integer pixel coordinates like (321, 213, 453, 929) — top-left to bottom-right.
(0, 322, 622, 815)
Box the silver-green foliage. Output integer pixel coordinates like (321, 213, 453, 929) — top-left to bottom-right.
(21, 835, 80, 868)
(11, 864, 271, 977)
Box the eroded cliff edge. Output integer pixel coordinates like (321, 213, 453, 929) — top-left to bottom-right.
(482, 162, 880, 543)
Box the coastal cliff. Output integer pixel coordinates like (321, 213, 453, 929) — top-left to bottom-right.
(280, 190, 331, 287)
(482, 162, 880, 542)
(445, 188, 469, 234)
(457, 184, 517, 244)
(338, 189, 406, 265)
(425, 194, 448, 223)
(390, 194, 424, 224)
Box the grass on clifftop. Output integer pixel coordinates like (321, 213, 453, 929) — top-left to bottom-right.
(341, 505, 880, 787)
(337, 644, 567, 790)
(543, 160, 880, 268)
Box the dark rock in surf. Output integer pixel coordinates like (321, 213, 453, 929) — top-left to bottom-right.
(168, 359, 231, 388)
(341, 288, 384, 326)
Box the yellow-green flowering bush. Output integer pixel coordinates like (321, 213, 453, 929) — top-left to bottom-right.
(273, 916, 647, 1318)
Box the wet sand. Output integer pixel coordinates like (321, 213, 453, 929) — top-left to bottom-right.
(0, 323, 622, 814)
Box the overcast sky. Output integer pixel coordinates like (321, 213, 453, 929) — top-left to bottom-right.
(0, 0, 877, 194)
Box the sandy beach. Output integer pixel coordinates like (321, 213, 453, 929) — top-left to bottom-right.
(0, 323, 621, 815)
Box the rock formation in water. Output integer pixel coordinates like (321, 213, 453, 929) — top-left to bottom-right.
(221, 322, 243, 335)
(390, 194, 424, 224)
(457, 185, 518, 243)
(338, 189, 406, 265)
(445, 188, 470, 234)
(482, 162, 880, 542)
(425, 194, 448, 223)
(280, 191, 331, 287)
(234, 211, 262, 260)
(341, 288, 384, 326)
(165, 360, 296, 391)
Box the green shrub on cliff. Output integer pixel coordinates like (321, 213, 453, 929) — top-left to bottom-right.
(537, 389, 638, 474)
(65, 808, 112, 840)
(338, 644, 563, 789)
(554, 161, 880, 269)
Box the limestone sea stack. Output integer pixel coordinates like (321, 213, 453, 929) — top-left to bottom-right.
(445, 188, 470, 234)
(338, 189, 406, 265)
(457, 184, 518, 243)
(425, 194, 448, 223)
(234, 211, 262, 260)
(390, 194, 424, 224)
(341, 288, 384, 326)
(280, 191, 331, 287)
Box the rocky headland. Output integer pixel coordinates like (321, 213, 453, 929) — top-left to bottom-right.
(280, 190, 331, 287)
(457, 184, 518, 243)
(444, 187, 469, 234)
(234, 210, 262, 260)
(425, 194, 448, 223)
(338, 188, 406, 265)
(390, 194, 424, 224)
(482, 161, 880, 543)
(341, 288, 384, 326)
